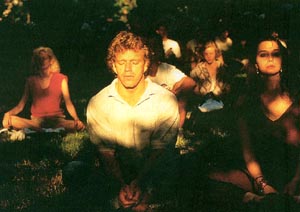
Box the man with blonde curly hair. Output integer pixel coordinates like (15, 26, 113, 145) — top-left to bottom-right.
(87, 31, 179, 211)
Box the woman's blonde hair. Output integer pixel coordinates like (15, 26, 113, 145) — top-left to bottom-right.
(201, 40, 222, 60)
(31, 47, 60, 74)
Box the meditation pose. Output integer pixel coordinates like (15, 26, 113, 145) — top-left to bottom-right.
(2, 47, 85, 132)
(207, 34, 300, 211)
(87, 31, 179, 211)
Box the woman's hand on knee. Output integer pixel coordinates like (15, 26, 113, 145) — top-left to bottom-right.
(74, 119, 85, 131)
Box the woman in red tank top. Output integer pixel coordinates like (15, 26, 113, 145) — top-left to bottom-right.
(2, 47, 85, 132)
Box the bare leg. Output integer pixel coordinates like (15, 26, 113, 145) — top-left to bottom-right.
(56, 119, 78, 132)
(208, 170, 264, 204)
(209, 169, 254, 192)
(10, 116, 42, 131)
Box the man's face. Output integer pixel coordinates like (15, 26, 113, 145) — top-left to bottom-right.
(157, 26, 167, 37)
(113, 49, 148, 89)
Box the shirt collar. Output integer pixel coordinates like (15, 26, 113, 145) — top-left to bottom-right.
(107, 78, 156, 105)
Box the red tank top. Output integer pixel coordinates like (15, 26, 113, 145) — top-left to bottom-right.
(28, 72, 67, 117)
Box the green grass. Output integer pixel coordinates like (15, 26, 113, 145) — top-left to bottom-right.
(60, 131, 90, 159)
(0, 131, 103, 211)
(0, 130, 203, 211)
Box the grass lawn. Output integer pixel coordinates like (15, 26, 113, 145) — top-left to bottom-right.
(0, 123, 245, 212)
(0, 131, 200, 211)
(0, 131, 106, 211)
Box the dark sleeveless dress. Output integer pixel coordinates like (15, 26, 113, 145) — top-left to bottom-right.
(244, 98, 300, 192)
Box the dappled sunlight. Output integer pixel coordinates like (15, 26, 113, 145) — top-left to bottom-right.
(0, 132, 95, 210)
(1, 0, 30, 24)
(114, 0, 137, 23)
(0, 158, 65, 210)
(0, 0, 299, 211)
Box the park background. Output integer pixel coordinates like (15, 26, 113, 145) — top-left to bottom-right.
(0, 0, 300, 211)
(1, 0, 300, 113)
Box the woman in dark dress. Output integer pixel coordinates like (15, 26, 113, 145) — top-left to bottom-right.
(240, 35, 300, 197)
(205, 34, 300, 212)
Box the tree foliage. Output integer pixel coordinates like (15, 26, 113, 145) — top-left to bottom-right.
(114, 0, 137, 23)
(0, 0, 30, 24)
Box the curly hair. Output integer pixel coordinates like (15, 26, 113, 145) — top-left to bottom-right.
(106, 31, 150, 72)
(31, 47, 60, 75)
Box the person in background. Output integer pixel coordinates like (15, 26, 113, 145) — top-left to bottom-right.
(155, 23, 182, 67)
(215, 28, 234, 66)
(147, 35, 196, 147)
(86, 31, 179, 211)
(232, 34, 251, 69)
(215, 28, 233, 53)
(190, 40, 230, 104)
(185, 27, 206, 71)
(187, 40, 235, 160)
(2, 47, 85, 132)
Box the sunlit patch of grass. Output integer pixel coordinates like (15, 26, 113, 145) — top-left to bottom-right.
(60, 130, 90, 159)
(35, 170, 65, 197)
(13, 159, 65, 197)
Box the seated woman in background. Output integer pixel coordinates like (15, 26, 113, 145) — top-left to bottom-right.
(186, 40, 234, 137)
(2, 47, 85, 132)
(189, 40, 231, 107)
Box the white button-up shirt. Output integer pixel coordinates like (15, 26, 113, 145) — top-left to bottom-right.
(87, 78, 179, 153)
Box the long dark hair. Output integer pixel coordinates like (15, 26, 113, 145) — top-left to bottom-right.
(246, 34, 296, 97)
